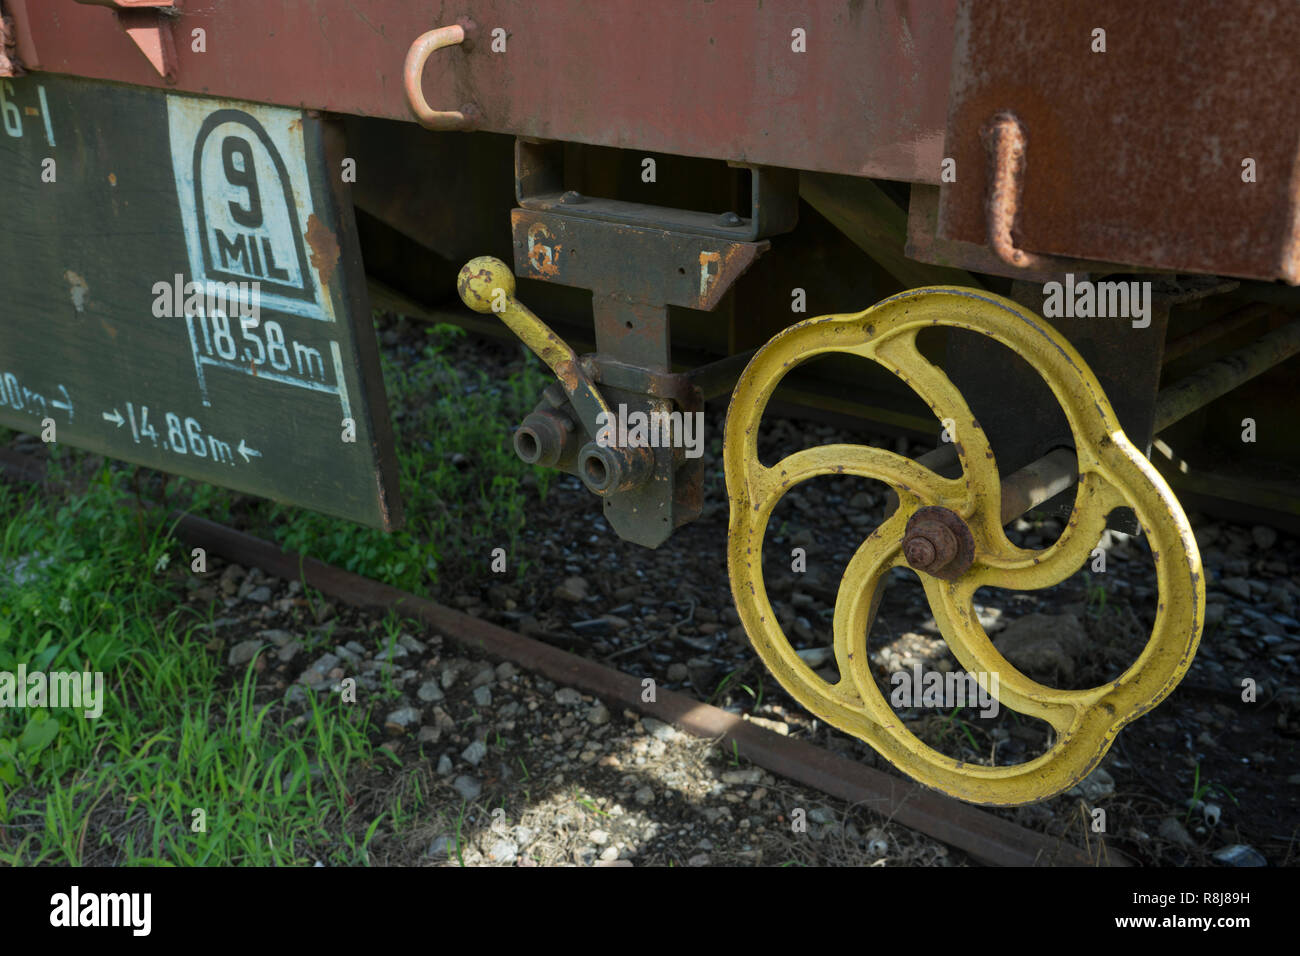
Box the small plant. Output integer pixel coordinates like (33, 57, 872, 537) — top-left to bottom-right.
(708, 670, 737, 705)
(452, 800, 467, 867)
(1084, 571, 1109, 618)
(937, 706, 980, 752)
(1184, 762, 1239, 823)
(0, 709, 60, 800)
(576, 794, 610, 818)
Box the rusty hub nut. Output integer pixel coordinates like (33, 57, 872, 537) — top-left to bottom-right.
(578, 441, 652, 496)
(902, 506, 976, 581)
(904, 522, 956, 570)
(514, 410, 571, 468)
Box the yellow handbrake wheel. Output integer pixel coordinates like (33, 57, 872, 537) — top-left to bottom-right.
(724, 287, 1204, 806)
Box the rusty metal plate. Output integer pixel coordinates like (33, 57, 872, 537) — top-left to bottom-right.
(510, 210, 765, 312)
(8, 0, 956, 182)
(939, 0, 1300, 282)
(0, 74, 402, 528)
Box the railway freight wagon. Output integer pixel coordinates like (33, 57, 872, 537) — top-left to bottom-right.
(1, 1, 1297, 806)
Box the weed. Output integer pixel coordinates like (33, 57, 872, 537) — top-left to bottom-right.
(1084, 571, 1109, 618)
(709, 670, 737, 705)
(1185, 762, 1239, 823)
(937, 706, 980, 752)
(576, 794, 609, 818)
(453, 800, 467, 867)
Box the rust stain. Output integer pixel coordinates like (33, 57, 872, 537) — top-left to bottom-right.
(306, 214, 341, 287)
(527, 222, 561, 277)
(699, 250, 722, 300)
(552, 358, 580, 392)
(63, 270, 89, 314)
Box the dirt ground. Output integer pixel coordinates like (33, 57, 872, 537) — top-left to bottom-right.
(184, 560, 962, 866)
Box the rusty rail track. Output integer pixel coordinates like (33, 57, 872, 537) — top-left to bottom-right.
(0, 448, 1124, 866)
(172, 515, 1124, 866)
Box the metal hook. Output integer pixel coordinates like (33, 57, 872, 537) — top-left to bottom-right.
(404, 21, 479, 131)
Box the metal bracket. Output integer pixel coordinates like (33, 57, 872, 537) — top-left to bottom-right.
(587, 356, 700, 406)
(464, 139, 781, 546)
(74, 0, 177, 81)
(481, 199, 767, 547)
(515, 138, 797, 241)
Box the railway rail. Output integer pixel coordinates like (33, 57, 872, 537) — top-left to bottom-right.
(177, 513, 1121, 866)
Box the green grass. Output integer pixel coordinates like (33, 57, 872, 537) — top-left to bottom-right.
(1084, 571, 1110, 619)
(0, 323, 554, 864)
(254, 324, 555, 591)
(936, 705, 980, 753)
(0, 463, 388, 864)
(708, 664, 764, 714)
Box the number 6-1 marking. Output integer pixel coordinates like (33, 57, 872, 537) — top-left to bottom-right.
(0, 83, 55, 146)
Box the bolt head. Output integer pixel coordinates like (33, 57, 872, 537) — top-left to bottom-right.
(901, 507, 974, 580)
(905, 537, 937, 568)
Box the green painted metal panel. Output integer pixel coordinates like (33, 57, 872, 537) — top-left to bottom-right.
(0, 74, 402, 529)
